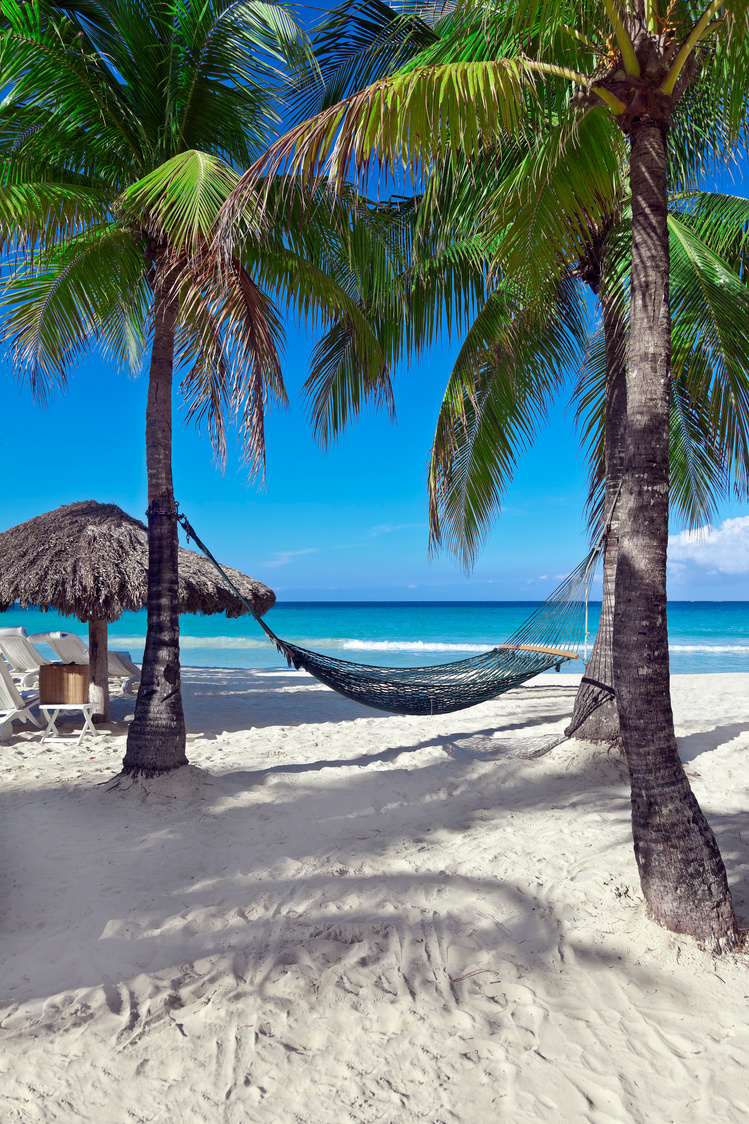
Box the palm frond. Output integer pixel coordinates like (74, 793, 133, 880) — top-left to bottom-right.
(177, 255, 286, 478)
(291, 0, 440, 120)
(491, 103, 626, 290)
(571, 321, 607, 535)
(222, 58, 538, 236)
(0, 176, 113, 257)
(122, 150, 243, 257)
(1, 0, 152, 174)
(304, 318, 395, 445)
(428, 282, 586, 569)
(0, 223, 149, 398)
(673, 191, 749, 277)
(247, 237, 393, 443)
(669, 212, 749, 503)
(669, 377, 727, 529)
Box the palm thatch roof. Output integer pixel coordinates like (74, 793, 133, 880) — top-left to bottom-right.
(0, 500, 275, 622)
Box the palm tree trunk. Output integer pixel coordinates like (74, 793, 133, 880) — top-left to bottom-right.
(567, 269, 627, 744)
(613, 119, 738, 948)
(122, 261, 187, 776)
(88, 617, 110, 723)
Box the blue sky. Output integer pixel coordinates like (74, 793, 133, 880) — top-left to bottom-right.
(2, 322, 602, 599)
(5, 270, 749, 603)
(2, 17, 749, 601)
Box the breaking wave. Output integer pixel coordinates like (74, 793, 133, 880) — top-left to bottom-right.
(669, 644, 749, 653)
(113, 635, 749, 655)
(336, 639, 491, 653)
(114, 635, 495, 653)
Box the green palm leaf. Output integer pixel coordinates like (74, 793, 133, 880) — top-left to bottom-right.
(491, 105, 626, 289)
(676, 191, 749, 273)
(428, 283, 586, 568)
(177, 258, 286, 476)
(223, 58, 537, 232)
(0, 176, 113, 255)
(2, 224, 148, 394)
(291, 0, 440, 120)
(669, 378, 727, 529)
(669, 213, 749, 500)
(122, 150, 241, 254)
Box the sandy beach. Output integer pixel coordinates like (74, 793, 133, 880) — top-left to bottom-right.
(1, 669, 748, 1123)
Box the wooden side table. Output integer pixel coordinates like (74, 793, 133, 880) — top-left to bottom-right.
(40, 703, 101, 746)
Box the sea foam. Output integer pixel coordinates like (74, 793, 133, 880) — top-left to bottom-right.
(114, 635, 495, 653)
(669, 644, 749, 653)
(113, 635, 749, 656)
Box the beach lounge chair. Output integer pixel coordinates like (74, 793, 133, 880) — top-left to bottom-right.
(0, 626, 52, 688)
(31, 630, 89, 665)
(106, 650, 141, 695)
(0, 656, 41, 742)
(30, 631, 141, 695)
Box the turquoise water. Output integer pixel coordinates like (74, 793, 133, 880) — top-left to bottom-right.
(2, 601, 749, 674)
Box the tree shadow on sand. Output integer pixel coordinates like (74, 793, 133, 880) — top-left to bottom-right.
(176, 669, 581, 734)
(2, 660, 746, 1068)
(2, 729, 746, 1026)
(0, 744, 632, 1010)
(677, 722, 749, 762)
(217, 718, 571, 783)
(20, 672, 580, 744)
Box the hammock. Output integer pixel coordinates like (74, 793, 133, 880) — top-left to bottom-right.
(178, 513, 599, 717)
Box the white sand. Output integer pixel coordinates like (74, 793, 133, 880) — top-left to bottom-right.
(1, 669, 747, 1123)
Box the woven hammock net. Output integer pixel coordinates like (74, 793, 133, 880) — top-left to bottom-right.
(179, 514, 599, 717)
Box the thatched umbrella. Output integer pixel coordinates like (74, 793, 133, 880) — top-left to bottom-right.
(0, 500, 275, 720)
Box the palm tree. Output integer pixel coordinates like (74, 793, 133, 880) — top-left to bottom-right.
(0, 0, 405, 775)
(290, 3, 628, 742)
(431, 199, 749, 726)
(224, 0, 749, 947)
(281, 0, 749, 747)
(420, 146, 749, 745)
(266, 0, 749, 747)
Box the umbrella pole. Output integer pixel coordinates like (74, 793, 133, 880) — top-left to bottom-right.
(88, 618, 110, 723)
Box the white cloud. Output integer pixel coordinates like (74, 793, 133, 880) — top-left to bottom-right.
(368, 523, 424, 537)
(668, 516, 749, 575)
(260, 548, 320, 569)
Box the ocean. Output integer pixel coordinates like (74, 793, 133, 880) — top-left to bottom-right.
(2, 601, 749, 675)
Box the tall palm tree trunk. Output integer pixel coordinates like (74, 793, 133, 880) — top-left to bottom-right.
(613, 119, 737, 947)
(567, 269, 627, 743)
(88, 617, 110, 723)
(123, 263, 188, 776)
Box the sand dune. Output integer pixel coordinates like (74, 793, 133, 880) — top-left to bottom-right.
(0, 670, 747, 1122)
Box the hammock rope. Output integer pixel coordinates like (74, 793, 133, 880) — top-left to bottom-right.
(177, 512, 599, 717)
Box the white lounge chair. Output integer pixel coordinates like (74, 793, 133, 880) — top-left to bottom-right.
(31, 630, 89, 665)
(0, 656, 41, 742)
(0, 626, 51, 688)
(30, 631, 141, 695)
(106, 650, 142, 695)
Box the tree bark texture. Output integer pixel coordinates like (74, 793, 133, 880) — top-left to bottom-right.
(567, 269, 627, 744)
(123, 262, 188, 776)
(88, 617, 110, 723)
(614, 120, 738, 948)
